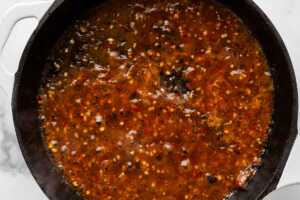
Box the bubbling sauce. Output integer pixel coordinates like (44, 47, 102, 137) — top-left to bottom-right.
(38, 0, 273, 199)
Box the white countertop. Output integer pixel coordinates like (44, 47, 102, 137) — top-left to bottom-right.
(0, 0, 299, 199)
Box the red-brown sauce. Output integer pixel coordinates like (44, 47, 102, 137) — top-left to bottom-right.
(38, 0, 273, 199)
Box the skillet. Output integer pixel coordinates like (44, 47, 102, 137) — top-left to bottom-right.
(9, 0, 298, 199)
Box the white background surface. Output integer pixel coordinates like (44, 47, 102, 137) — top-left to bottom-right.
(0, 0, 299, 199)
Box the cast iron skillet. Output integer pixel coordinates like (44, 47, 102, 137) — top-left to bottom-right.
(12, 0, 298, 199)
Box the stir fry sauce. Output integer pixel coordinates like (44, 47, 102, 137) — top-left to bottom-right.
(38, 0, 273, 199)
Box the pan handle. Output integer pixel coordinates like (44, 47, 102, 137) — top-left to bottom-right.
(0, 1, 53, 98)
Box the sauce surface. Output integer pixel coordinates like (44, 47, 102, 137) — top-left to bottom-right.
(38, 0, 273, 199)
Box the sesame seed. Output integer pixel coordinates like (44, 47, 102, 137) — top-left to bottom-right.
(163, 143, 173, 151)
(107, 38, 115, 44)
(69, 39, 75, 44)
(95, 115, 103, 123)
(96, 146, 104, 152)
(180, 159, 190, 167)
(221, 33, 228, 38)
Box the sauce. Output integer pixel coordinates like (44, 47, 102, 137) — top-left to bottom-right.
(38, 0, 273, 199)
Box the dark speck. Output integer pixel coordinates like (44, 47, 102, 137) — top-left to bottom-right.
(160, 68, 190, 94)
(207, 175, 218, 184)
(155, 154, 163, 161)
(129, 91, 139, 100)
